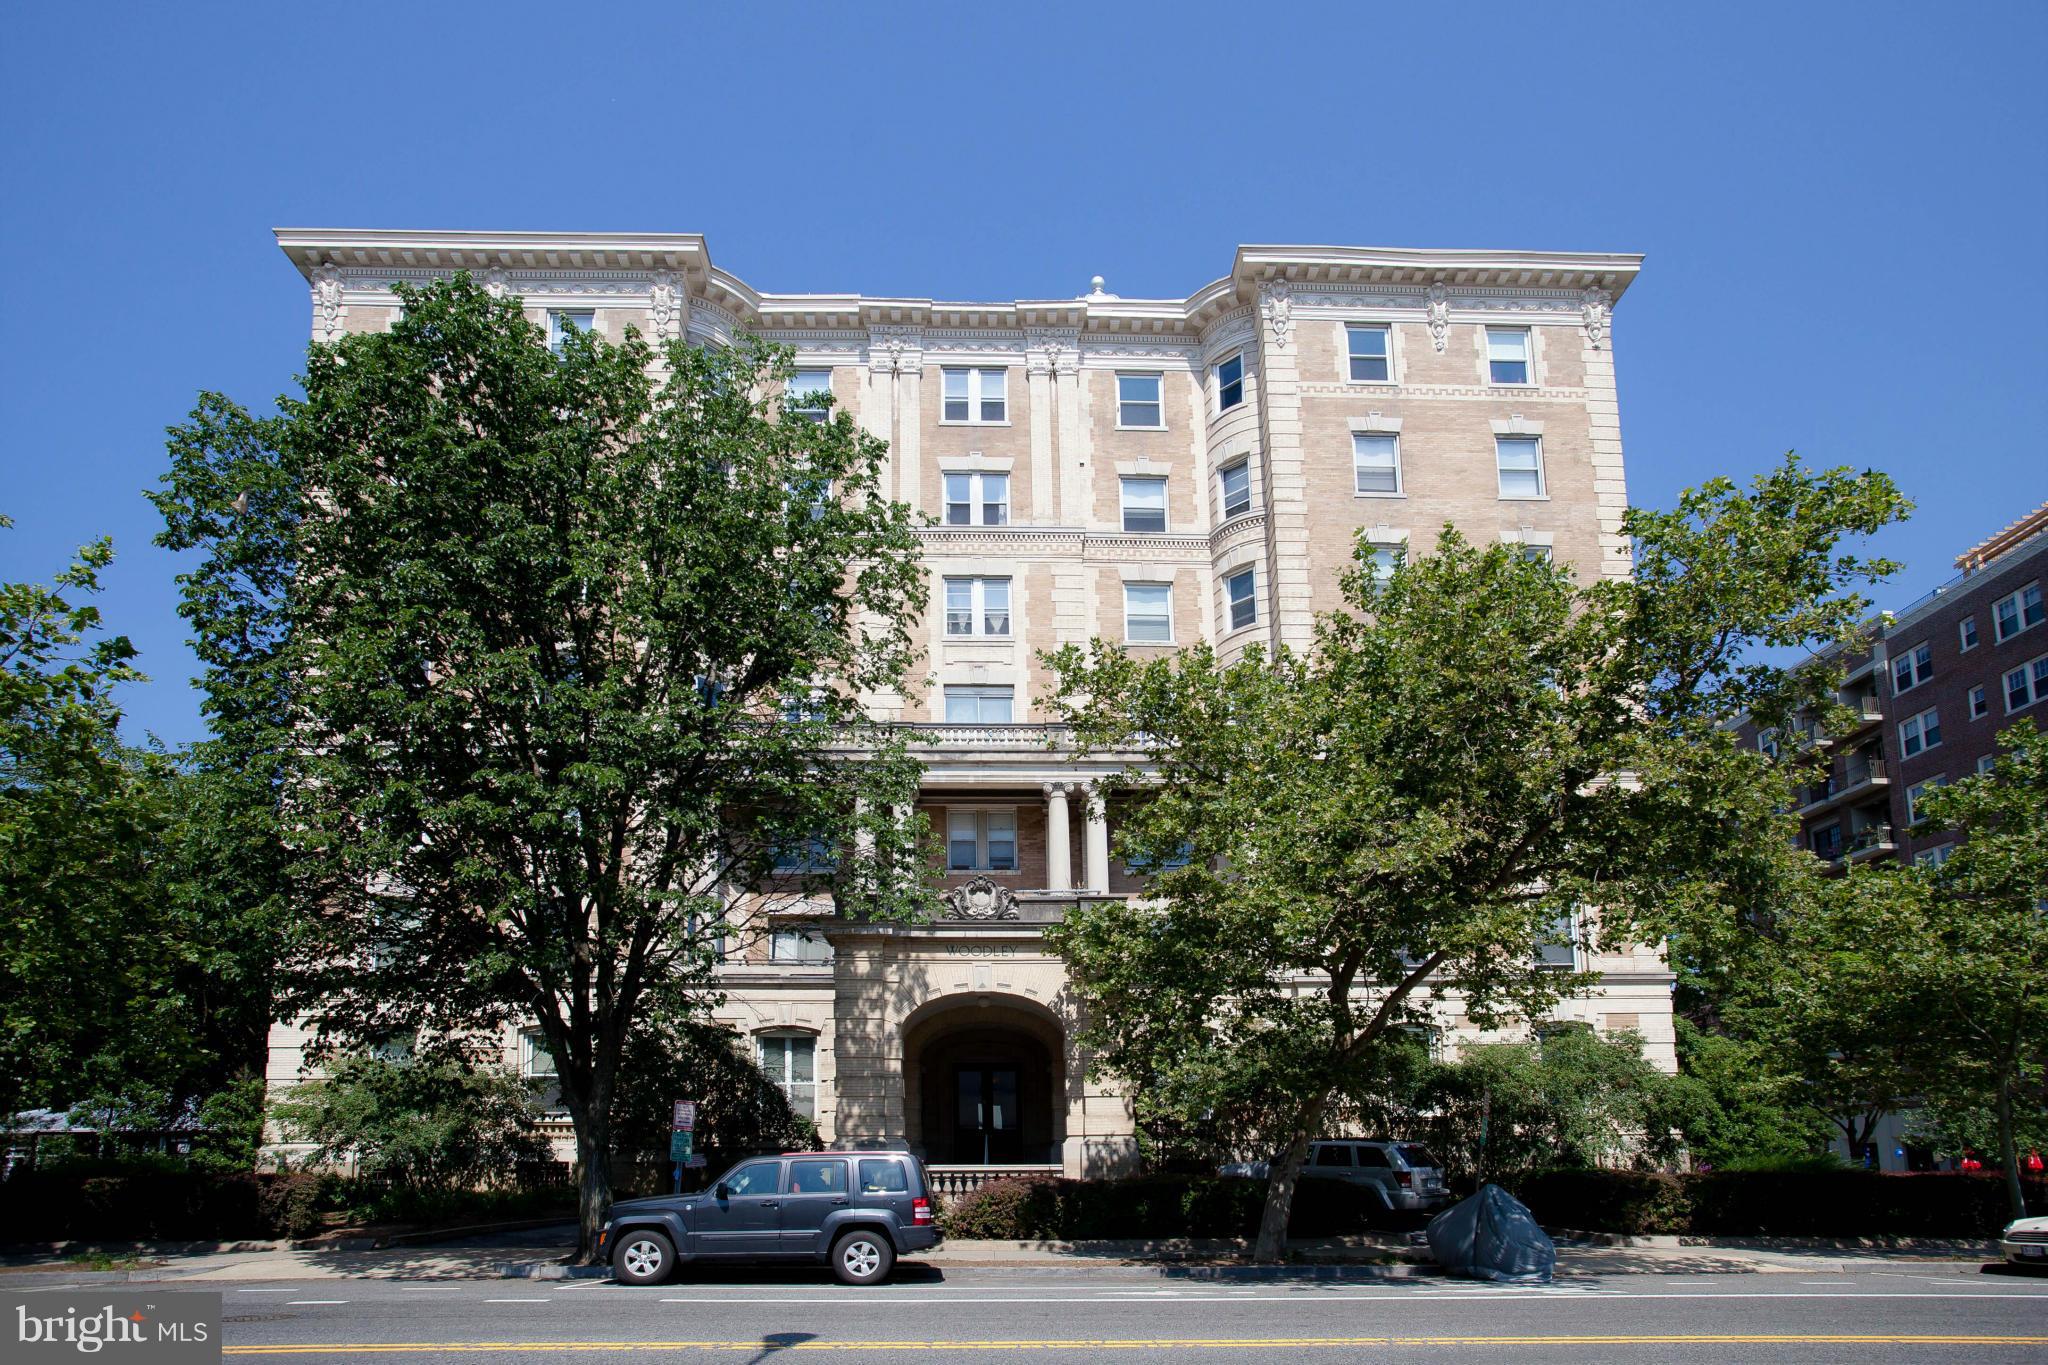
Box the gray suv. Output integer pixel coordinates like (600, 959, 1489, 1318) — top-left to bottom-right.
(600, 1150, 942, 1286)
(1223, 1139, 1451, 1216)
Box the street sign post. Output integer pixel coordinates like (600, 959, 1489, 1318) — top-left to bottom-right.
(670, 1100, 699, 1192)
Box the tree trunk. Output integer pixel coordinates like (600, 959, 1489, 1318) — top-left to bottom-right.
(573, 1107, 615, 1266)
(1252, 1095, 1328, 1265)
(1996, 1070, 2026, 1222)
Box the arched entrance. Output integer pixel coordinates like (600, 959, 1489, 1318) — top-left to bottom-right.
(901, 995, 1065, 1166)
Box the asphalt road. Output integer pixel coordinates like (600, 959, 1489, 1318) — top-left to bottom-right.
(27, 1261, 2044, 1363)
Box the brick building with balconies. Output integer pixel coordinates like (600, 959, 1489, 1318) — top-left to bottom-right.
(262, 231, 1673, 1183)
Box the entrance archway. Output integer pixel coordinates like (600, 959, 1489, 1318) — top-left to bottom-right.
(901, 995, 1065, 1166)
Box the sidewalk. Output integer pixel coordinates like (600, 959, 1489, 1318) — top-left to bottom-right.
(0, 1227, 1998, 1284)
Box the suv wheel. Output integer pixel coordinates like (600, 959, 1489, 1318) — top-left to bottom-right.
(832, 1229, 895, 1286)
(614, 1229, 676, 1286)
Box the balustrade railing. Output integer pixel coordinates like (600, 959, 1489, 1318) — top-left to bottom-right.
(924, 1163, 1063, 1199)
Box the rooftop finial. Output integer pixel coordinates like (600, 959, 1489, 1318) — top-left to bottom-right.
(1087, 274, 1108, 298)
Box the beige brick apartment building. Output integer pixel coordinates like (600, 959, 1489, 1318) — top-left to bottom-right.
(266, 230, 1672, 1184)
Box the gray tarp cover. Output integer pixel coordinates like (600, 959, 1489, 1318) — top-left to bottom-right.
(1426, 1183, 1556, 1283)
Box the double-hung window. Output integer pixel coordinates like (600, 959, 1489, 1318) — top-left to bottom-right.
(1352, 433, 1401, 495)
(1959, 616, 1979, 651)
(1363, 542, 1401, 585)
(521, 1030, 558, 1079)
(1120, 476, 1167, 532)
(1215, 352, 1244, 411)
(943, 685, 1013, 724)
(770, 929, 832, 963)
(1994, 582, 2044, 642)
(1124, 582, 1173, 643)
(1535, 909, 1578, 968)
(1905, 776, 1945, 826)
(1218, 461, 1252, 520)
(1225, 567, 1258, 631)
(1899, 707, 1942, 757)
(947, 809, 1018, 872)
(944, 576, 1011, 637)
(548, 309, 595, 353)
(1117, 373, 1164, 428)
(942, 366, 1007, 423)
(773, 835, 834, 874)
(1347, 324, 1390, 382)
(787, 369, 833, 421)
(944, 471, 1009, 525)
(1496, 436, 1545, 498)
(2006, 653, 2048, 712)
(1486, 327, 1531, 384)
(1970, 684, 1990, 719)
(758, 1035, 816, 1118)
(1892, 643, 1933, 695)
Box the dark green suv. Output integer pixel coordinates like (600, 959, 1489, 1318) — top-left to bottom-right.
(601, 1150, 941, 1286)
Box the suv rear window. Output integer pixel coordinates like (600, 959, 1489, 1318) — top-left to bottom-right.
(1355, 1146, 1391, 1168)
(1398, 1145, 1441, 1169)
(1313, 1145, 1352, 1167)
(790, 1159, 847, 1194)
(858, 1158, 908, 1194)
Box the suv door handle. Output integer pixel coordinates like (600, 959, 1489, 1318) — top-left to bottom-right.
(830, 1198, 849, 1206)
(761, 1200, 779, 1207)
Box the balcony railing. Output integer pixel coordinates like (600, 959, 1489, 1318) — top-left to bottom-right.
(897, 723, 1072, 749)
(925, 1163, 1063, 1199)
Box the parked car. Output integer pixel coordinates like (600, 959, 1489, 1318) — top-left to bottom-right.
(600, 1150, 941, 1286)
(1220, 1139, 1452, 1215)
(2000, 1215, 2048, 1268)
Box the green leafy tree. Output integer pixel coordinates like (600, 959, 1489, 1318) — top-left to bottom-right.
(611, 1018, 818, 1186)
(1667, 1018, 1835, 1170)
(1044, 459, 1907, 1261)
(185, 276, 934, 1257)
(271, 1049, 551, 1211)
(1911, 723, 2048, 1217)
(0, 521, 181, 1118)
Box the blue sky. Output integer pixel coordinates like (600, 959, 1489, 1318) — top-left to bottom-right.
(3, 1, 2043, 747)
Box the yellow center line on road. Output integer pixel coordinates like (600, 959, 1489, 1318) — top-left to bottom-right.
(223, 1334, 2048, 1354)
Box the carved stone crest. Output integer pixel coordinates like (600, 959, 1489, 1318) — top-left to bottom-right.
(311, 263, 345, 341)
(1580, 286, 1612, 350)
(649, 269, 680, 339)
(1258, 278, 1293, 346)
(1426, 281, 1452, 353)
(943, 875, 1020, 921)
(483, 266, 510, 300)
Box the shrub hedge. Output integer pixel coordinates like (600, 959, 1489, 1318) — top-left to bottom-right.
(1510, 1169, 2047, 1238)
(0, 1170, 331, 1243)
(937, 1174, 1392, 1241)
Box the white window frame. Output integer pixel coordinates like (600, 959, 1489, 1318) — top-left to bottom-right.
(521, 1029, 557, 1078)
(1978, 753, 1999, 776)
(1914, 844, 1955, 868)
(1758, 728, 1780, 759)
(1345, 324, 1392, 384)
(772, 835, 834, 874)
(941, 366, 1008, 424)
(1495, 435, 1546, 499)
(1115, 372, 1166, 429)
(1969, 684, 1989, 720)
(770, 928, 833, 964)
(2005, 652, 2048, 713)
(1535, 908, 1579, 968)
(946, 807, 1019, 873)
(548, 309, 596, 353)
(1994, 581, 2044, 643)
(1892, 642, 1933, 695)
(786, 368, 833, 421)
(943, 471, 1009, 526)
(1352, 432, 1402, 496)
(757, 1033, 817, 1118)
(1363, 541, 1402, 585)
(1905, 776, 1945, 826)
(1899, 707, 1942, 757)
(1485, 327, 1532, 385)
(1120, 475, 1168, 533)
(943, 684, 1014, 724)
(1215, 352, 1245, 412)
(1959, 615, 1979, 652)
(1218, 460, 1252, 520)
(1123, 581, 1174, 644)
(943, 576, 1011, 638)
(1225, 567, 1257, 632)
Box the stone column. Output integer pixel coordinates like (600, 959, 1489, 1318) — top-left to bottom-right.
(1044, 782, 1073, 892)
(1083, 791, 1110, 893)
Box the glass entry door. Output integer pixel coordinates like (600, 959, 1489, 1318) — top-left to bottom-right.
(955, 1066, 1022, 1164)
